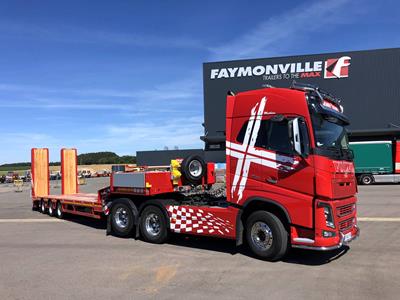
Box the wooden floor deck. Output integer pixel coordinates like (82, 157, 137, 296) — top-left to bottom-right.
(39, 193, 100, 205)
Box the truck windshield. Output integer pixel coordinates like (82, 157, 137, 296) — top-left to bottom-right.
(311, 112, 352, 160)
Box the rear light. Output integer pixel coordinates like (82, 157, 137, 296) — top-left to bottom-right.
(318, 202, 335, 229)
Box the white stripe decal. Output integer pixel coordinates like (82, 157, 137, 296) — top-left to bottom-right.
(237, 98, 267, 200)
(228, 96, 300, 203)
(231, 101, 259, 196)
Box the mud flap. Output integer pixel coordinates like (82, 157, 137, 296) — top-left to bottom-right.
(106, 214, 112, 236)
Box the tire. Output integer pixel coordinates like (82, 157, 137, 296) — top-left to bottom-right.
(48, 201, 54, 217)
(181, 155, 206, 185)
(245, 211, 288, 261)
(40, 200, 46, 214)
(140, 205, 168, 244)
(56, 202, 64, 219)
(32, 201, 39, 211)
(110, 199, 135, 238)
(360, 174, 374, 185)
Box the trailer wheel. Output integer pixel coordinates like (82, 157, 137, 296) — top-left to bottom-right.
(245, 211, 288, 261)
(360, 174, 374, 185)
(40, 200, 46, 214)
(56, 202, 64, 219)
(181, 155, 206, 185)
(48, 201, 54, 217)
(140, 205, 168, 244)
(110, 199, 134, 237)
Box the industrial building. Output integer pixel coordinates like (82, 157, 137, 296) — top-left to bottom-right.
(137, 48, 400, 165)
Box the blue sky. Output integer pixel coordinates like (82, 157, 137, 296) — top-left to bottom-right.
(0, 0, 399, 164)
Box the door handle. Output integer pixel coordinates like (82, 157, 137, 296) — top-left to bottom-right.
(266, 177, 278, 184)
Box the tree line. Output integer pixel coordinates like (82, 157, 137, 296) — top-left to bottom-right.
(0, 152, 136, 170)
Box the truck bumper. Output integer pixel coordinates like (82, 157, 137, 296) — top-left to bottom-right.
(292, 225, 360, 251)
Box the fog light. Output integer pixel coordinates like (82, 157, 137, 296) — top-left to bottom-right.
(322, 230, 336, 238)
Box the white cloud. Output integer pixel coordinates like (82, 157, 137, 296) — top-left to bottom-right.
(0, 132, 61, 164)
(0, 77, 205, 163)
(0, 21, 206, 50)
(78, 116, 204, 154)
(0, 77, 202, 111)
(209, 0, 355, 60)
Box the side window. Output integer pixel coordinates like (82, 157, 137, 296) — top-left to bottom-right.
(236, 119, 293, 154)
(265, 121, 293, 154)
(236, 121, 249, 144)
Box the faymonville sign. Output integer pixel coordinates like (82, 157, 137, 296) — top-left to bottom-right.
(210, 56, 351, 81)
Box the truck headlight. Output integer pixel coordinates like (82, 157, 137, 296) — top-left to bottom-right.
(318, 202, 335, 229)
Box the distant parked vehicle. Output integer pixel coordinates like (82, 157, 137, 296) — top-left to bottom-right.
(5, 171, 19, 183)
(350, 140, 400, 184)
(78, 169, 92, 178)
(19, 170, 32, 182)
(112, 165, 125, 173)
(50, 171, 61, 181)
(95, 169, 110, 177)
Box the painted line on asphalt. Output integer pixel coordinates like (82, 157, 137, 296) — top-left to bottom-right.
(358, 217, 400, 222)
(0, 218, 65, 223)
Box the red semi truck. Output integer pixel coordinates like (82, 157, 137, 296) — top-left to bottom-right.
(31, 83, 359, 260)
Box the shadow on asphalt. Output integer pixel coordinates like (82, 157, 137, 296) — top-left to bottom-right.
(63, 214, 107, 230)
(167, 234, 349, 265)
(59, 215, 349, 265)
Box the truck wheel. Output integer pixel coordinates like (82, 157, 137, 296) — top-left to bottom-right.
(245, 211, 288, 261)
(40, 200, 46, 214)
(360, 174, 374, 185)
(56, 202, 64, 219)
(48, 201, 54, 217)
(110, 199, 134, 238)
(181, 155, 206, 185)
(140, 205, 168, 244)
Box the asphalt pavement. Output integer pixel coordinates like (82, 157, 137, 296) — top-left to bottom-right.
(0, 178, 399, 299)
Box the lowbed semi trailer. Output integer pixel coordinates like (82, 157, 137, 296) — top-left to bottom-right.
(31, 83, 359, 261)
(350, 141, 400, 184)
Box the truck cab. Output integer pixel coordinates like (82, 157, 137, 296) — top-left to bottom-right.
(226, 82, 359, 253)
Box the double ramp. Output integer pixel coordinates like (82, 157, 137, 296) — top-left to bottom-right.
(31, 148, 102, 219)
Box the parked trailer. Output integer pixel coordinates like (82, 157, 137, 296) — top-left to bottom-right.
(350, 141, 400, 184)
(31, 148, 103, 219)
(32, 84, 359, 261)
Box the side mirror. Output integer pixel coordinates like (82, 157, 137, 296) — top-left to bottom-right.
(289, 117, 303, 156)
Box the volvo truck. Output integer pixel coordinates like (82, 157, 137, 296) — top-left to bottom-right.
(31, 82, 359, 261)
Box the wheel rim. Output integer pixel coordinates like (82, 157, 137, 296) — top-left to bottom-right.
(57, 204, 62, 216)
(188, 160, 202, 178)
(251, 221, 273, 251)
(363, 177, 371, 184)
(114, 207, 130, 229)
(145, 213, 161, 236)
(41, 202, 45, 212)
(49, 204, 53, 214)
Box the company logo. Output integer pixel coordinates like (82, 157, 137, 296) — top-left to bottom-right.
(324, 56, 351, 79)
(209, 55, 352, 82)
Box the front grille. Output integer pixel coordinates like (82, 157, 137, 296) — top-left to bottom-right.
(337, 203, 355, 217)
(339, 218, 354, 232)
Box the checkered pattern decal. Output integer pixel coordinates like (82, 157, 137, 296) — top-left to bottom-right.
(167, 205, 234, 236)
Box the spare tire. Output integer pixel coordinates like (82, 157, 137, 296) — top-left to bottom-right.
(181, 155, 206, 185)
